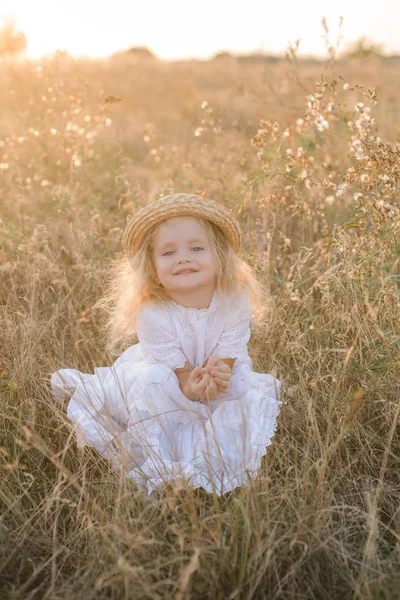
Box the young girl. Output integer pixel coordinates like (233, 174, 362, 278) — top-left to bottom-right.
(51, 193, 281, 497)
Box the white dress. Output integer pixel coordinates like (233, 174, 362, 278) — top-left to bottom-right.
(51, 289, 281, 496)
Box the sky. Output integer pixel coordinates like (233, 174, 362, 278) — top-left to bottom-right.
(1, 0, 399, 60)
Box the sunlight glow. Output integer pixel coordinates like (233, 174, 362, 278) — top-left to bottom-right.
(1, 0, 399, 60)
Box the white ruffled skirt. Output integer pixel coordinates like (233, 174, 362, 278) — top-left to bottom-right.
(51, 344, 281, 496)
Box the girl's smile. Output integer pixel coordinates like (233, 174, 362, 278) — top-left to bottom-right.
(175, 269, 198, 276)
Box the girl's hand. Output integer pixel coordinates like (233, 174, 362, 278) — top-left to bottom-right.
(201, 373, 220, 401)
(203, 355, 232, 393)
(186, 366, 212, 401)
(186, 367, 221, 402)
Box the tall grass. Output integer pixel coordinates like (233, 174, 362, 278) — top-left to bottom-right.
(0, 47, 399, 599)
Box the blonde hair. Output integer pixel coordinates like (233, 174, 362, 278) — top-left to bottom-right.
(96, 218, 268, 355)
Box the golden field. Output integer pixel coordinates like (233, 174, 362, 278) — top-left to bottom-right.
(0, 51, 399, 599)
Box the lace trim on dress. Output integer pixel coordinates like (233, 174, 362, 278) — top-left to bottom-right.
(144, 355, 187, 372)
(251, 398, 281, 448)
(213, 344, 249, 360)
(232, 369, 282, 448)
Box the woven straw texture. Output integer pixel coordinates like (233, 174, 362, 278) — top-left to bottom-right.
(122, 193, 241, 258)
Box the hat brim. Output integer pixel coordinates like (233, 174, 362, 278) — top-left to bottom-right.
(122, 193, 241, 258)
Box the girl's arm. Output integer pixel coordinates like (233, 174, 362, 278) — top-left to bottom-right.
(136, 304, 187, 371)
(219, 358, 236, 370)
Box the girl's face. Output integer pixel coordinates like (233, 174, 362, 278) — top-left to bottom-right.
(152, 216, 216, 297)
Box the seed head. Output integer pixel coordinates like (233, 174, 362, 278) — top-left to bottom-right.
(102, 95, 122, 105)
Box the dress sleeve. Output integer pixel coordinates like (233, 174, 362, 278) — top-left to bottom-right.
(213, 293, 252, 360)
(136, 303, 188, 371)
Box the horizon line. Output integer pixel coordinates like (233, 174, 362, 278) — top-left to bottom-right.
(14, 45, 400, 62)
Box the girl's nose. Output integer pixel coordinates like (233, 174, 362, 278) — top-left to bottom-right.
(177, 254, 191, 263)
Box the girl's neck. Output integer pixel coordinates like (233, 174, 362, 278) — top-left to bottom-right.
(168, 287, 215, 310)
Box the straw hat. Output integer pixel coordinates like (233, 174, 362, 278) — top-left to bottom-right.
(122, 193, 241, 258)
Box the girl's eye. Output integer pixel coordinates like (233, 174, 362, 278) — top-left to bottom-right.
(162, 247, 203, 256)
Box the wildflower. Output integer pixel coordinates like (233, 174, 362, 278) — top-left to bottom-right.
(316, 116, 329, 131)
(325, 195, 335, 204)
(343, 83, 350, 90)
(351, 139, 365, 160)
(336, 183, 348, 197)
(375, 201, 396, 217)
(290, 290, 302, 303)
(355, 114, 372, 131)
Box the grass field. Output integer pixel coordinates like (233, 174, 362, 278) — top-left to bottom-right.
(0, 49, 399, 599)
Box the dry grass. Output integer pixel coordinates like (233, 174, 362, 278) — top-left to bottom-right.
(0, 49, 399, 599)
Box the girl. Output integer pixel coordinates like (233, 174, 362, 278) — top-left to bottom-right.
(51, 193, 281, 497)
